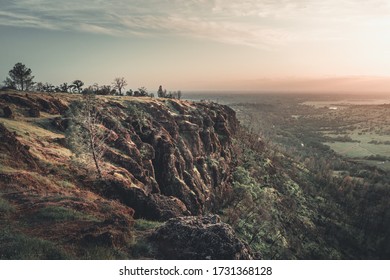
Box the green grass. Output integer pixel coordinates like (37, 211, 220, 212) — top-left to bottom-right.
(0, 197, 15, 215)
(31, 206, 99, 223)
(77, 245, 128, 260)
(128, 239, 156, 259)
(133, 219, 163, 231)
(0, 228, 69, 259)
(325, 142, 369, 158)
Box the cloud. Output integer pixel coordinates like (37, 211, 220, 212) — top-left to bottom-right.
(1, 0, 390, 48)
(0, 10, 59, 30)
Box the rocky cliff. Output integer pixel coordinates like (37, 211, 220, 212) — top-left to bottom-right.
(96, 96, 239, 220)
(0, 91, 246, 259)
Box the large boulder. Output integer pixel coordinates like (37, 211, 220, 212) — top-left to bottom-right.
(149, 215, 253, 260)
(98, 178, 189, 221)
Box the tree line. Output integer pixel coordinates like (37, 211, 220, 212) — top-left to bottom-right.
(1, 62, 183, 99)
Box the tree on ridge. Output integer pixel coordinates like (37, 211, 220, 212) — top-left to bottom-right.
(72, 80, 84, 93)
(112, 77, 127, 95)
(4, 62, 35, 91)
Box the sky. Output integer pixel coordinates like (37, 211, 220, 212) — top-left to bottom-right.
(1, 0, 390, 93)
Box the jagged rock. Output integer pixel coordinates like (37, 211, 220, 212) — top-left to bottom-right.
(0, 93, 69, 115)
(28, 107, 40, 117)
(51, 117, 69, 132)
(0, 94, 36, 109)
(0, 91, 240, 226)
(148, 194, 190, 221)
(3, 106, 13, 118)
(0, 123, 38, 170)
(99, 179, 189, 221)
(150, 215, 253, 260)
(75, 214, 134, 248)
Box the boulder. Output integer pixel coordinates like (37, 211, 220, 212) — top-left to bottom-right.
(28, 107, 40, 117)
(150, 215, 253, 260)
(99, 178, 189, 221)
(3, 106, 13, 118)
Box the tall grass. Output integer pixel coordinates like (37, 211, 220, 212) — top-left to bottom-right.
(0, 228, 69, 259)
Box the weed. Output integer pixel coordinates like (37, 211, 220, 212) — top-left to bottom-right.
(134, 219, 163, 231)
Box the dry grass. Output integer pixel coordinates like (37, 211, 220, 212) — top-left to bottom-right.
(1, 118, 64, 139)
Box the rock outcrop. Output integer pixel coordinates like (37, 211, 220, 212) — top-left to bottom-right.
(0, 122, 38, 170)
(149, 215, 253, 260)
(0, 91, 244, 259)
(96, 98, 239, 220)
(0, 93, 68, 117)
(0, 92, 240, 222)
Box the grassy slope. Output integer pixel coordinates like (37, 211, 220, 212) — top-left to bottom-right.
(0, 92, 153, 259)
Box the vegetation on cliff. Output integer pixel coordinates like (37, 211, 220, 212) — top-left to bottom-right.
(1, 90, 389, 259)
(0, 91, 240, 259)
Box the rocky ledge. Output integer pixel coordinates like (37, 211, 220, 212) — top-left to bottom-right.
(149, 215, 253, 260)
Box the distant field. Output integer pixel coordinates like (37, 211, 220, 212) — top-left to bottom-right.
(225, 93, 390, 171)
(325, 141, 390, 157)
(303, 98, 390, 108)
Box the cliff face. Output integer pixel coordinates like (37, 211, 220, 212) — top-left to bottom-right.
(95, 97, 239, 220)
(0, 92, 239, 224)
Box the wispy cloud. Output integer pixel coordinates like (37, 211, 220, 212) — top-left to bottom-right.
(1, 0, 390, 48)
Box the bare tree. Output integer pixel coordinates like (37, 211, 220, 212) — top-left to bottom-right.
(112, 77, 127, 95)
(67, 94, 110, 179)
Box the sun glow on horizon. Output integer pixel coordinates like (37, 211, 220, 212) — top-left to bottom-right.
(0, 0, 390, 93)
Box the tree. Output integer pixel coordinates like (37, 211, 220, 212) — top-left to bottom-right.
(35, 82, 45, 92)
(126, 89, 133, 96)
(177, 90, 182, 100)
(112, 77, 127, 95)
(67, 94, 109, 179)
(72, 80, 84, 93)
(97, 85, 112, 95)
(59, 83, 69, 93)
(42, 82, 55, 92)
(157, 85, 165, 98)
(4, 62, 35, 91)
(138, 87, 148, 96)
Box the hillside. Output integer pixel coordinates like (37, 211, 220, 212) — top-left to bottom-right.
(0, 91, 249, 259)
(1, 91, 388, 260)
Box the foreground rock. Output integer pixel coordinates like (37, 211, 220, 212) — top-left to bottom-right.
(150, 215, 253, 260)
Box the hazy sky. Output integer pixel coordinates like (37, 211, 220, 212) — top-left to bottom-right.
(1, 0, 390, 93)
